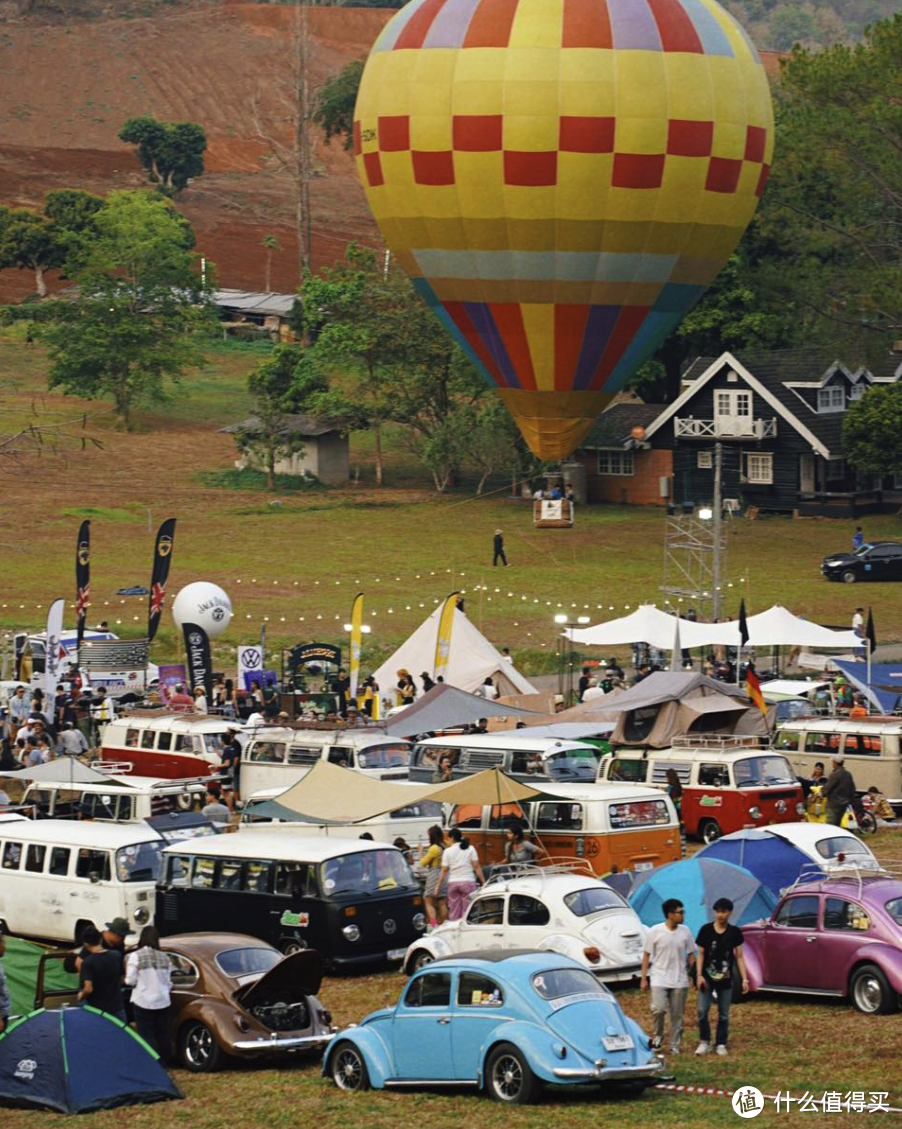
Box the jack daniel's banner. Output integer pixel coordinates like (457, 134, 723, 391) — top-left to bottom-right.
(75, 520, 90, 652)
(182, 622, 213, 701)
(148, 518, 176, 643)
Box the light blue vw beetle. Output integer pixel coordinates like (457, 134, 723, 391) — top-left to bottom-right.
(323, 950, 663, 1104)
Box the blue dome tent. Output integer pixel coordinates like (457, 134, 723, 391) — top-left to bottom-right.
(0, 1007, 182, 1113)
(628, 857, 777, 936)
(696, 828, 814, 897)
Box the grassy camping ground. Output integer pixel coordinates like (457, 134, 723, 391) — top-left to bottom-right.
(1, 331, 901, 679)
(3, 828, 902, 1129)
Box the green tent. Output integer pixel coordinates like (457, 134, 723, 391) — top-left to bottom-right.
(4, 938, 76, 1018)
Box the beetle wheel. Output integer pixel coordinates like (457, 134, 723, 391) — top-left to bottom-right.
(331, 1041, 371, 1092)
(408, 949, 434, 973)
(485, 1042, 539, 1104)
(179, 1021, 225, 1072)
(280, 937, 308, 955)
(850, 964, 896, 1015)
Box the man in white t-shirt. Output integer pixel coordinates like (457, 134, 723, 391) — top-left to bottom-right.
(641, 898, 697, 1056)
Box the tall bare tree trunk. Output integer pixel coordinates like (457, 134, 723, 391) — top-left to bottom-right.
(294, 0, 312, 275)
(374, 424, 383, 487)
(34, 264, 47, 298)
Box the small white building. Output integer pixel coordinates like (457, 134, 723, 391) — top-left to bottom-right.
(222, 415, 349, 485)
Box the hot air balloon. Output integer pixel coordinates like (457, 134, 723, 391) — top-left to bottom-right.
(353, 0, 773, 460)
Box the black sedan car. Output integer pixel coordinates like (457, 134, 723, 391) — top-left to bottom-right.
(822, 541, 902, 583)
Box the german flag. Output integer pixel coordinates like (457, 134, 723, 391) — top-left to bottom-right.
(746, 662, 767, 715)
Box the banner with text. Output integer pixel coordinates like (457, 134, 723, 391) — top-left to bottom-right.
(148, 517, 176, 643)
(182, 623, 213, 701)
(75, 520, 90, 653)
(43, 598, 66, 704)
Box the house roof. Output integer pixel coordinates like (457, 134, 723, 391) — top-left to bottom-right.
(580, 402, 667, 449)
(648, 350, 901, 458)
(212, 289, 297, 317)
(220, 414, 343, 437)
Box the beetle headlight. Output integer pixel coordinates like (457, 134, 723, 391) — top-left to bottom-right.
(342, 924, 361, 942)
(796, 802, 806, 815)
(413, 913, 426, 932)
(134, 906, 150, 924)
(749, 806, 761, 819)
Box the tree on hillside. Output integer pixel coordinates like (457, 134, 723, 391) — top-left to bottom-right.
(233, 345, 328, 490)
(312, 59, 363, 151)
(42, 190, 211, 429)
(761, 18, 902, 355)
(843, 384, 902, 477)
(261, 233, 283, 292)
(118, 116, 207, 195)
(298, 244, 488, 490)
(0, 190, 102, 298)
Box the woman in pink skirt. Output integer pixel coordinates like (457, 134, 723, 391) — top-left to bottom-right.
(437, 827, 485, 920)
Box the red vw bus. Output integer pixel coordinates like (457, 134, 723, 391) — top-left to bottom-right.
(597, 736, 805, 843)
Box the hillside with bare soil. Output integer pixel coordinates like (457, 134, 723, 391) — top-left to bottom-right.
(0, 1, 390, 299)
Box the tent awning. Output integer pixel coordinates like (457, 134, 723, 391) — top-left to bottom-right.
(6, 759, 115, 785)
(258, 761, 542, 824)
(379, 683, 539, 737)
(569, 604, 862, 651)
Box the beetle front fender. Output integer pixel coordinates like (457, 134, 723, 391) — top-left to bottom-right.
(402, 935, 453, 974)
(323, 1026, 393, 1088)
(739, 935, 765, 989)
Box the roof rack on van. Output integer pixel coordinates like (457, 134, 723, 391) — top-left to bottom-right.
(482, 857, 596, 889)
(90, 761, 134, 775)
(782, 859, 896, 899)
(670, 734, 766, 751)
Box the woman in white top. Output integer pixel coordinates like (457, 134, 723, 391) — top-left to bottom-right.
(193, 687, 208, 714)
(437, 827, 485, 921)
(124, 925, 173, 1062)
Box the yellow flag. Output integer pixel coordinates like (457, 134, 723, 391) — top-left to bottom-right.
(434, 591, 460, 683)
(349, 592, 364, 704)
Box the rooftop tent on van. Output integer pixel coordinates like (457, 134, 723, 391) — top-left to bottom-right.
(549, 671, 768, 745)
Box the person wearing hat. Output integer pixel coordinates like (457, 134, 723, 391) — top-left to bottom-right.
(822, 754, 856, 827)
(396, 669, 416, 706)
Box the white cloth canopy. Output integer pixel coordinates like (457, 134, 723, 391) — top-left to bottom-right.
(373, 607, 536, 697)
(569, 604, 861, 651)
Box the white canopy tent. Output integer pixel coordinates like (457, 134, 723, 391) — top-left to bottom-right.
(568, 604, 861, 651)
(373, 607, 536, 698)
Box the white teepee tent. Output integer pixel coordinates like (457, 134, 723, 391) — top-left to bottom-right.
(373, 608, 536, 697)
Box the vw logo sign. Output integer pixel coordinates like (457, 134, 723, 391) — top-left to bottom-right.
(241, 648, 261, 668)
(383, 918, 397, 935)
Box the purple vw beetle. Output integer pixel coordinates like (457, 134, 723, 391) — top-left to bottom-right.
(741, 872, 902, 1014)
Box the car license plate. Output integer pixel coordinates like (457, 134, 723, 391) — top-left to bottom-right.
(634, 862, 653, 872)
(387, 948, 407, 961)
(602, 1035, 634, 1052)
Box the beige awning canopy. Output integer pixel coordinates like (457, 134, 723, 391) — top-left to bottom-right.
(260, 761, 542, 824)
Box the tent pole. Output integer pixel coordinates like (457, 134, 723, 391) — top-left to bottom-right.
(866, 639, 872, 716)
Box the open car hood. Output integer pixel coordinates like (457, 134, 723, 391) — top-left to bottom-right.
(233, 950, 323, 1006)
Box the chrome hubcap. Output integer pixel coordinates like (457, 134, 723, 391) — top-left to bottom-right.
(335, 1050, 361, 1089)
(857, 978, 881, 1011)
(494, 1055, 522, 1098)
(187, 1027, 212, 1064)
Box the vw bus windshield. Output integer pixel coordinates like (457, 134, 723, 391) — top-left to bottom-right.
(544, 746, 600, 780)
(320, 849, 418, 897)
(734, 755, 797, 787)
(116, 840, 164, 882)
(356, 743, 410, 769)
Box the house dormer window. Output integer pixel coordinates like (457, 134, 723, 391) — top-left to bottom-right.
(818, 385, 846, 413)
(849, 383, 866, 401)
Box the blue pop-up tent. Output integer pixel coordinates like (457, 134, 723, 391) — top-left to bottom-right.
(696, 828, 812, 897)
(0, 1007, 182, 1113)
(628, 857, 777, 936)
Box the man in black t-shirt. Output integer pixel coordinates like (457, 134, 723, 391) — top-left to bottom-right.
(695, 897, 749, 1057)
(77, 926, 125, 1020)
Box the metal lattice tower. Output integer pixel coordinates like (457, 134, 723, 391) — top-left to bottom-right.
(660, 514, 727, 621)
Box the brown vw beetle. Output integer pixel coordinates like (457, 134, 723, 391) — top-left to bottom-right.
(35, 932, 336, 1073)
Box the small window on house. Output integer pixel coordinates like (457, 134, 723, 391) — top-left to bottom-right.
(817, 385, 846, 413)
(743, 453, 773, 484)
(826, 459, 846, 482)
(596, 451, 634, 476)
(849, 384, 866, 400)
(697, 451, 713, 469)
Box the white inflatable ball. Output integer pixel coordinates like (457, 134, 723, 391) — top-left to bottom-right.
(171, 582, 233, 638)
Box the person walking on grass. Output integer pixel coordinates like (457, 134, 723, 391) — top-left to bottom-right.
(125, 925, 173, 1062)
(493, 528, 508, 567)
(695, 897, 749, 1058)
(437, 827, 485, 921)
(641, 898, 697, 1056)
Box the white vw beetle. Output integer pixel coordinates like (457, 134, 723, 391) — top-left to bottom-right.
(403, 865, 646, 982)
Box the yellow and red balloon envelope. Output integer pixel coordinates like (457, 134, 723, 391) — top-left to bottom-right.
(354, 0, 773, 459)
